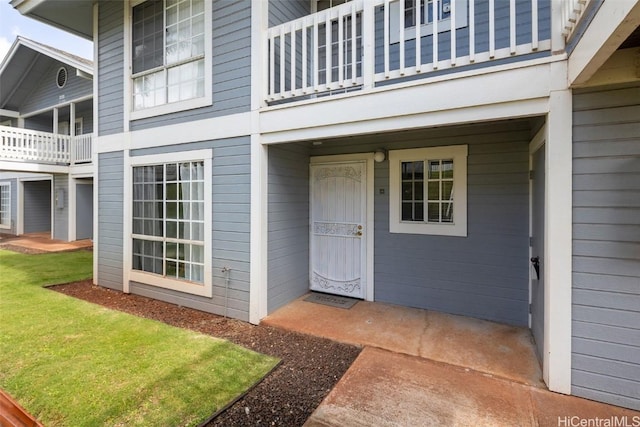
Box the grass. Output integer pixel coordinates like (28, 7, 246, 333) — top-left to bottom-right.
(0, 249, 279, 426)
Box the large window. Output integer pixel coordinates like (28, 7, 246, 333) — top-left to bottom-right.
(0, 182, 10, 229)
(129, 150, 212, 297)
(390, 0, 468, 43)
(389, 145, 467, 236)
(130, 0, 211, 118)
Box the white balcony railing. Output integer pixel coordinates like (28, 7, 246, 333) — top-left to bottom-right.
(0, 126, 93, 165)
(561, 0, 592, 42)
(265, 0, 552, 102)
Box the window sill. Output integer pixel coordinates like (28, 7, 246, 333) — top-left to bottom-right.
(390, 221, 467, 237)
(129, 270, 212, 297)
(130, 96, 212, 121)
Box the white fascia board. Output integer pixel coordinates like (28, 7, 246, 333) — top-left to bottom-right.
(262, 97, 550, 145)
(260, 61, 558, 142)
(69, 164, 94, 177)
(0, 110, 20, 118)
(0, 161, 69, 174)
(95, 112, 253, 154)
(568, 0, 640, 86)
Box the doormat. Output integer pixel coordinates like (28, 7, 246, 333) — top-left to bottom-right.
(304, 292, 359, 309)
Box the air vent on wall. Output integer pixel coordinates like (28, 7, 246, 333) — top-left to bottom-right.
(56, 67, 68, 88)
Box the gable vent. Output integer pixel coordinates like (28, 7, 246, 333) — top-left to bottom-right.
(56, 67, 68, 88)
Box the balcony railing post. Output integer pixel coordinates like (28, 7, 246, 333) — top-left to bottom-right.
(362, 0, 375, 90)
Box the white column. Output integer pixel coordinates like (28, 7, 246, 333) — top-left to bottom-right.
(550, 0, 566, 53)
(544, 88, 573, 394)
(249, 0, 269, 324)
(68, 176, 76, 242)
(362, 1, 375, 90)
(53, 107, 59, 134)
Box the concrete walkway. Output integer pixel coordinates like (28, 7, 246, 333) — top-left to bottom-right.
(262, 294, 640, 426)
(0, 232, 92, 253)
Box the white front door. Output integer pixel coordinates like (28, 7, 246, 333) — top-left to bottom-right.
(310, 160, 367, 298)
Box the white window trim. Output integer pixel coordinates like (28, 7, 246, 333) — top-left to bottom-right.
(390, 0, 468, 44)
(125, 0, 213, 122)
(126, 149, 213, 297)
(0, 182, 10, 229)
(389, 145, 467, 236)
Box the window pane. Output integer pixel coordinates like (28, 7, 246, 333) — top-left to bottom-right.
(427, 181, 439, 200)
(442, 160, 454, 179)
(132, 0, 163, 74)
(402, 182, 413, 201)
(428, 161, 440, 179)
(428, 202, 440, 222)
(415, 202, 424, 221)
(442, 203, 453, 222)
(442, 181, 453, 201)
(402, 202, 413, 221)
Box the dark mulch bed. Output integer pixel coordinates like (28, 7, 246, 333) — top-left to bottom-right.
(51, 280, 361, 426)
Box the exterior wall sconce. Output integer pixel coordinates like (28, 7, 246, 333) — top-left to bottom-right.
(374, 150, 386, 163)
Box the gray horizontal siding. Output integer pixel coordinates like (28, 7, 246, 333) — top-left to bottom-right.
(20, 58, 92, 115)
(97, 1, 125, 136)
(571, 83, 640, 411)
(267, 143, 311, 313)
(266, 120, 530, 325)
(130, 136, 252, 321)
(23, 180, 51, 234)
(131, 0, 252, 131)
(97, 151, 124, 290)
(269, 0, 309, 26)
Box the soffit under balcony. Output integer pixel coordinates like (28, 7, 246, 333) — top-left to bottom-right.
(10, 0, 93, 40)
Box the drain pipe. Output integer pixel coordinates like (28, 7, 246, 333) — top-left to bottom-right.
(221, 266, 231, 318)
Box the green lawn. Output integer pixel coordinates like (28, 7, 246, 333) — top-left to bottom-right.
(0, 249, 279, 426)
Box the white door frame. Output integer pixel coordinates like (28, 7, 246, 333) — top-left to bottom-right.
(310, 153, 375, 301)
(528, 126, 545, 328)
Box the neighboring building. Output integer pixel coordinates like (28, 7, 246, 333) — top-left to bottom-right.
(0, 37, 94, 241)
(11, 0, 639, 410)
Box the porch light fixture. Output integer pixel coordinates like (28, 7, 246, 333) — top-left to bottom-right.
(374, 150, 386, 163)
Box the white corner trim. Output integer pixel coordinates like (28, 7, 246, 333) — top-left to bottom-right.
(544, 89, 572, 394)
(249, 128, 268, 324)
(388, 145, 468, 237)
(123, 149, 132, 293)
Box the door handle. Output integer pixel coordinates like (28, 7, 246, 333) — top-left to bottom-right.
(530, 256, 540, 280)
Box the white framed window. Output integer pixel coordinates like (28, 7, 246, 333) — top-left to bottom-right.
(0, 182, 10, 229)
(129, 149, 212, 297)
(128, 0, 212, 120)
(390, 0, 468, 44)
(389, 145, 467, 236)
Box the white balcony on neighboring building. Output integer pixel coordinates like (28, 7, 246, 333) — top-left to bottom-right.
(0, 126, 93, 166)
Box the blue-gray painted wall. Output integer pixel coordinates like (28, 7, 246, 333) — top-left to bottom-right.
(97, 151, 124, 290)
(19, 58, 92, 115)
(76, 181, 93, 240)
(267, 143, 311, 313)
(268, 120, 531, 326)
(571, 83, 640, 411)
(96, 136, 252, 320)
(96, 1, 253, 134)
(23, 179, 51, 234)
(97, 0, 125, 136)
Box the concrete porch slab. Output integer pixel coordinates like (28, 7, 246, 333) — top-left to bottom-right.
(0, 232, 92, 253)
(304, 347, 640, 427)
(262, 295, 544, 387)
